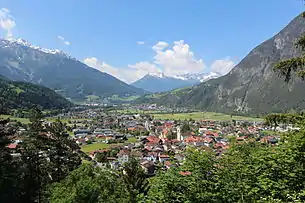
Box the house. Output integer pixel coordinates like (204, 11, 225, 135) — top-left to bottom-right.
(140, 160, 156, 176)
(74, 129, 92, 136)
(214, 143, 229, 149)
(7, 143, 17, 149)
(159, 154, 170, 163)
(179, 171, 192, 176)
(174, 154, 185, 162)
(144, 152, 158, 162)
(117, 149, 130, 163)
(142, 136, 161, 144)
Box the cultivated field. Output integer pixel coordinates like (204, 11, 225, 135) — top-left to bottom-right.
(0, 115, 30, 124)
(152, 112, 263, 122)
(81, 137, 138, 153)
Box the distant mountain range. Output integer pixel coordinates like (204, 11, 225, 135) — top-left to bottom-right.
(0, 38, 146, 101)
(132, 72, 221, 93)
(0, 75, 72, 114)
(135, 13, 305, 114)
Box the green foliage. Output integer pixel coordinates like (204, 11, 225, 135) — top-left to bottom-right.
(0, 109, 82, 202)
(95, 151, 108, 163)
(0, 76, 72, 114)
(49, 164, 128, 203)
(146, 133, 305, 202)
(181, 122, 191, 133)
(121, 158, 149, 203)
(50, 159, 149, 203)
(147, 148, 217, 203)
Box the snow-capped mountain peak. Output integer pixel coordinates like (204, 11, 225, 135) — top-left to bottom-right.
(133, 71, 222, 93)
(3, 38, 73, 59)
(147, 72, 166, 78)
(173, 72, 221, 82)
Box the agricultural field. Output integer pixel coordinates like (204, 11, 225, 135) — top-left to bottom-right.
(81, 137, 138, 153)
(0, 114, 88, 125)
(0, 115, 30, 124)
(152, 112, 264, 122)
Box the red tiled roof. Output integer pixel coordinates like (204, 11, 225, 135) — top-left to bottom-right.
(7, 143, 17, 149)
(146, 136, 161, 143)
(214, 143, 229, 149)
(179, 171, 192, 176)
(203, 137, 214, 143)
(118, 149, 130, 155)
(164, 161, 171, 166)
(159, 154, 170, 158)
(146, 142, 158, 146)
(162, 129, 169, 135)
(184, 136, 203, 143)
(237, 136, 248, 141)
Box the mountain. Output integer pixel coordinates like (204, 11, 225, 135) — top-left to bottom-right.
(132, 72, 221, 93)
(173, 72, 222, 83)
(136, 14, 305, 115)
(0, 75, 72, 114)
(0, 38, 146, 101)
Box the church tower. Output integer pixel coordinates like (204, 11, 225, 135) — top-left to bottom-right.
(177, 126, 181, 141)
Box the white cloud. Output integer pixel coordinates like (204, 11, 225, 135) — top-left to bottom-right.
(83, 57, 150, 84)
(153, 40, 205, 76)
(0, 8, 16, 39)
(57, 35, 70, 45)
(136, 41, 145, 45)
(210, 57, 235, 75)
(152, 41, 168, 51)
(83, 41, 235, 83)
(128, 61, 161, 74)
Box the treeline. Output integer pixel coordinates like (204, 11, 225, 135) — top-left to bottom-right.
(0, 76, 72, 114)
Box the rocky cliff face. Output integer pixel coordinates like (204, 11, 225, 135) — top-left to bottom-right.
(142, 14, 305, 114)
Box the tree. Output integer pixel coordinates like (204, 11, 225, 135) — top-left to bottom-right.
(273, 11, 305, 82)
(0, 119, 22, 202)
(49, 164, 128, 203)
(147, 148, 217, 202)
(20, 110, 82, 201)
(120, 158, 149, 203)
(181, 122, 190, 133)
(95, 151, 108, 163)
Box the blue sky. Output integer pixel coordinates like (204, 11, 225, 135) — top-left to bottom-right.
(0, 0, 303, 83)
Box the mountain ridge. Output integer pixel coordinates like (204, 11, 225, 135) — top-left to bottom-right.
(0, 38, 146, 101)
(132, 72, 221, 93)
(136, 13, 305, 114)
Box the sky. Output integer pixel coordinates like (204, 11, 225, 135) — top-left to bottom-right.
(0, 0, 304, 84)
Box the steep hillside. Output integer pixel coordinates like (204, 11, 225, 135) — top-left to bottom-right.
(0, 76, 72, 113)
(0, 39, 146, 100)
(137, 14, 305, 114)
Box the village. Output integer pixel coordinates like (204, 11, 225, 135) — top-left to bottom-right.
(45, 106, 300, 176)
(4, 106, 300, 177)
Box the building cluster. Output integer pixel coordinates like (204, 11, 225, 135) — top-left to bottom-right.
(4, 107, 299, 176)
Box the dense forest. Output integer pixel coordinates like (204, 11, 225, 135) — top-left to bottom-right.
(0, 76, 72, 114)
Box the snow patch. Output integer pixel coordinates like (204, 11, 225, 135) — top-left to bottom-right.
(2, 38, 74, 59)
